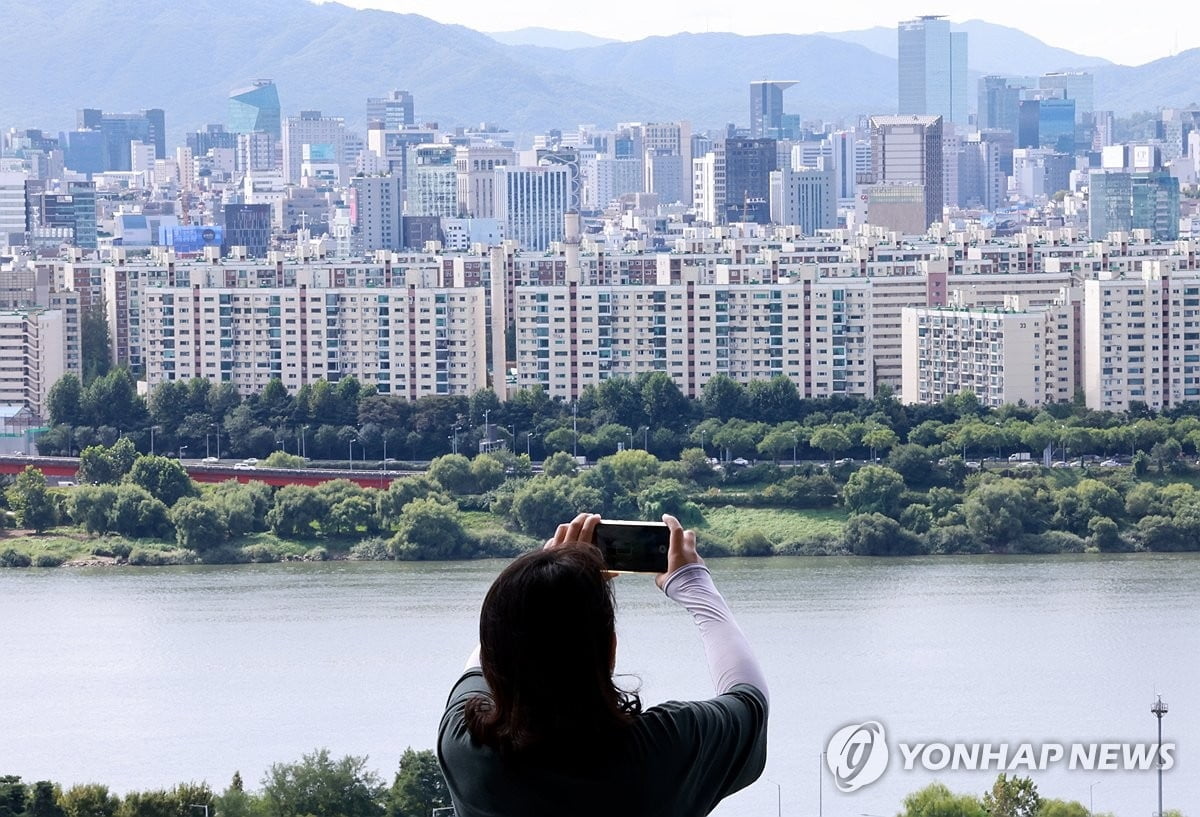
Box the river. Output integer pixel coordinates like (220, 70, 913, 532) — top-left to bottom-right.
(1, 554, 1197, 816)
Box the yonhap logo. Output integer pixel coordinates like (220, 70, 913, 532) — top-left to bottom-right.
(826, 720, 890, 792)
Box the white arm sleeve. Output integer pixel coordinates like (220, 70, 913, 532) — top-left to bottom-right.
(662, 563, 769, 703)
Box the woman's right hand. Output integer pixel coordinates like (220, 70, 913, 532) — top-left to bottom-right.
(656, 514, 704, 589)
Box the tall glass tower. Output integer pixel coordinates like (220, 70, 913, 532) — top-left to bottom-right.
(228, 80, 281, 140)
(898, 16, 967, 125)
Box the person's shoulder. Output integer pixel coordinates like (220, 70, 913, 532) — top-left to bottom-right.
(637, 684, 768, 734)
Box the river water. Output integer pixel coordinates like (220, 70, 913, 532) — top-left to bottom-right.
(1, 554, 1197, 816)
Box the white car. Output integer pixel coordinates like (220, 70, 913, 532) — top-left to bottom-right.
(732, 457, 750, 466)
(233, 462, 256, 470)
(1100, 459, 1121, 467)
(202, 456, 219, 464)
(243, 458, 259, 465)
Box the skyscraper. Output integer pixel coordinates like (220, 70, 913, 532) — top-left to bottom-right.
(750, 81, 797, 139)
(769, 166, 836, 233)
(367, 90, 415, 129)
(495, 165, 569, 251)
(281, 111, 345, 185)
(228, 80, 282, 140)
(869, 115, 944, 230)
(898, 16, 967, 125)
(723, 138, 777, 223)
(978, 76, 1021, 133)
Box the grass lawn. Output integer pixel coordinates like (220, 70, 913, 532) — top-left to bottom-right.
(698, 506, 847, 544)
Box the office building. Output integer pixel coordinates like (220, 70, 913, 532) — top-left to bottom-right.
(1089, 171, 1180, 240)
(366, 90, 414, 129)
(25, 181, 97, 249)
(407, 144, 458, 218)
(750, 81, 797, 139)
(495, 165, 570, 251)
(723, 138, 777, 224)
(228, 80, 281, 140)
(769, 167, 836, 233)
(978, 76, 1021, 134)
(869, 115, 944, 230)
(0, 173, 25, 247)
(281, 111, 345, 186)
(76, 108, 166, 171)
(351, 175, 404, 254)
(898, 16, 967, 125)
(455, 144, 514, 218)
(1039, 72, 1094, 123)
(222, 203, 272, 257)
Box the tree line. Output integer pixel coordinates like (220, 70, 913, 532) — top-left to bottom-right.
(0, 748, 448, 817)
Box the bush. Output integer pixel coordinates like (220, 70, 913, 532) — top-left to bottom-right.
(349, 537, 393, 561)
(1010, 530, 1086, 554)
(472, 529, 537, 558)
(924, 524, 985, 555)
(127, 547, 165, 566)
(0, 547, 32, 567)
(732, 529, 774, 557)
(242, 544, 279, 563)
(305, 546, 329, 561)
(776, 535, 848, 556)
(33, 553, 65, 568)
(844, 512, 926, 556)
(91, 541, 133, 559)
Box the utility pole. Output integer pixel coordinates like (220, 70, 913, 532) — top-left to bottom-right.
(1152, 695, 1168, 817)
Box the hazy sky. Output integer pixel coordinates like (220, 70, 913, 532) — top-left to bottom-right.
(328, 0, 1198, 67)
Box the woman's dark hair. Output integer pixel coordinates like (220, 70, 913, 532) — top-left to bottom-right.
(464, 543, 641, 755)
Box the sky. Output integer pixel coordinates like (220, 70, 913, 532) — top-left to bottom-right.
(325, 0, 1199, 67)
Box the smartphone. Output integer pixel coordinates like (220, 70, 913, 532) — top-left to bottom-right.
(593, 519, 670, 573)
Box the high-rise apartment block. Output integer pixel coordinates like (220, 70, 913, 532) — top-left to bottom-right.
(350, 175, 404, 254)
(0, 297, 81, 420)
(898, 16, 967, 125)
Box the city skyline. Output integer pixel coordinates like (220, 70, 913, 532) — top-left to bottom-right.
(322, 0, 1199, 67)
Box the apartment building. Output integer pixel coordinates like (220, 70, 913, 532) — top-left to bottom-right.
(140, 269, 485, 398)
(902, 292, 1076, 408)
(0, 297, 81, 420)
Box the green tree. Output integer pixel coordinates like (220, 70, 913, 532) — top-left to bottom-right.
(1037, 799, 1088, 817)
(700, 373, 746, 420)
(542, 450, 579, 477)
(862, 426, 900, 462)
(66, 485, 120, 535)
(1086, 516, 1124, 552)
(80, 303, 112, 383)
(171, 498, 227, 552)
(77, 444, 121, 485)
(117, 790, 174, 817)
(6, 466, 57, 533)
(844, 512, 924, 556)
(268, 485, 328, 539)
(28, 782, 64, 817)
(965, 479, 1034, 550)
(809, 425, 851, 463)
(757, 425, 801, 463)
(1150, 438, 1183, 473)
(47, 374, 85, 427)
(392, 498, 472, 559)
(745, 375, 802, 424)
(469, 454, 506, 493)
(377, 477, 446, 525)
(601, 449, 661, 492)
(636, 478, 703, 526)
(428, 454, 475, 494)
(128, 455, 196, 506)
(732, 529, 774, 557)
(261, 748, 384, 817)
(982, 773, 1040, 817)
(59, 785, 119, 817)
(325, 496, 377, 538)
(842, 465, 906, 518)
(0, 777, 27, 817)
(384, 748, 450, 817)
(263, 451, 306, 468)
(640, 370, 691, 430)
(900, 782, 985, 817)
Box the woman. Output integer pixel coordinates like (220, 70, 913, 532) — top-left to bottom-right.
(438, 512, 768, 817)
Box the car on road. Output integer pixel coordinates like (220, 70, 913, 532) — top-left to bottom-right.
(243, 458, 259, 465)
(233, 461, 256, 470)
(1100, 459, 1121, 467)
(834, 457, 854, 467)
(202, 456, 219, 463)
(1051, 460, 1070, 468)
(732, 457, 750, 466)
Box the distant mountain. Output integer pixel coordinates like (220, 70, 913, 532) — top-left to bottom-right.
(824, 19, 1112, 75)
(0, 0, 1192, 145)
(488, 27, 617, 49)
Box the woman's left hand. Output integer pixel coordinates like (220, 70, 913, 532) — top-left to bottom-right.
(544, 512, 601, 549)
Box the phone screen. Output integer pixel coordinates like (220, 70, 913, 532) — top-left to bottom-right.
(593, 520, 670, 573)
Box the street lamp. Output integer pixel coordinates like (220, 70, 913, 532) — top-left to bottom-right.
(792, 431, 798, 466)
(642, 425, 649, 450)
(764, 779, 781, 817)
(179, 445, 188, 460)
(349, 438, 357, 470)
(1152, 695, 1168, 817)
(150, 425, 158, 456)
(1088, 780, 1101, 817)
(572, 403, 578, 458)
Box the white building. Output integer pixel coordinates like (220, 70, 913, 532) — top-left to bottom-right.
(0, 296, 81, 420)
(769, 167, 836, 234)
(495, 165, 569, 251)
(281, 111, 345, 185)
